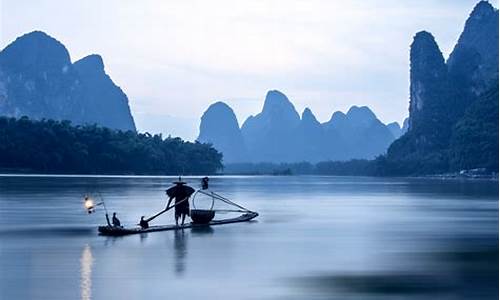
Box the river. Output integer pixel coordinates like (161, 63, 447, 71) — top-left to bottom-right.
(0, 175, 497, 299)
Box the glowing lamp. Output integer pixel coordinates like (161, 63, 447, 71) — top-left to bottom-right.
(84, 196, 95, 213)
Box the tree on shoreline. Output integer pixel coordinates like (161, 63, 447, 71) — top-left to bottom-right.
(0, 116, 223, 175)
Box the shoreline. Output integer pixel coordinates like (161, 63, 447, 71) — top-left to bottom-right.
(0, 172, 497, 181)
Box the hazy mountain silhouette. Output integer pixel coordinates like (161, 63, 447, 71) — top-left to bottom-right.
(387, 0, 499, 174)
(199, 91, 399, 163)
(323, 106, 395, 160)
(197, 101, 247, 163)
(241, 90, 301, 162)
(386, 122, 402, 139)
(0, 31, 135, 131)
(295, 108, 329, 162)
(73, 54, 135, 131)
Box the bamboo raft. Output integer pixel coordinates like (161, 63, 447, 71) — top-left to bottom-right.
(98, 211, 258, 236)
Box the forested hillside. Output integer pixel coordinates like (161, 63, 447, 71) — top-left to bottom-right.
(450, 86, 498, 171)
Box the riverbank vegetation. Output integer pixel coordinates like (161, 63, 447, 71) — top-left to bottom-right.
(223, 160, 379, 176)
(0, 117, 223, 174)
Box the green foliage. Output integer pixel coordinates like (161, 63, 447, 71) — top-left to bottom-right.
(385, 86, 499, 175)
(450, 87, 499, 172)
(0, 117, 223, 174)
(223, 162, 313, 175)
(223, 160, 377, 176)
(384, 133, 450, 175)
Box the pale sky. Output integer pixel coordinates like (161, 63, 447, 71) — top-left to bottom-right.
(1, 0, 497, 140)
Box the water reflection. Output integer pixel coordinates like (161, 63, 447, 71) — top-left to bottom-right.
(80, 244, 93, 300)
(139, 232, 148, 243)
(104, 236, 122, 247)
(174, 229, 187, 276)
(191, 226, 214, 236)
(286, 201, 498, 300)
(290, 239, 499, 299)
(292, 273, 453, 299)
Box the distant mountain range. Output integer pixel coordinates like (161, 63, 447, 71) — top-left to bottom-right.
(199, 0, 498, 170)
(198, 90, 406, 163)
(0, 31, 135, 131)
(386, 0, 498, 174)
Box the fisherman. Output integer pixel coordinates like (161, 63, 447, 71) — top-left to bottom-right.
(201, 176, 209, 190)
(166, 177, 195, 226)
(139, 216, 149, 229)
(112, 212, 121, 227)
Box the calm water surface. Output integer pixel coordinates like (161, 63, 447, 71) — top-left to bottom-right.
(0, 175, 498, 300)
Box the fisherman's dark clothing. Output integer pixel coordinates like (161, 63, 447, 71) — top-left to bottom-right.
(166, 184, 195, 218)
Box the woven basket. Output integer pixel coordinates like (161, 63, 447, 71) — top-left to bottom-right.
(190, 209, 215, 224)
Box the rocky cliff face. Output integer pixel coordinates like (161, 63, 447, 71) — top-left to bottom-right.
(448, 1, 499, 100)
(407, 2, 498, 143)
(408, 31, 448, 133)
(407, 31, 453, 153)
(387, 1, 499, 174)
(0, 31, 136, 131)
(197, 101, 247, 163)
